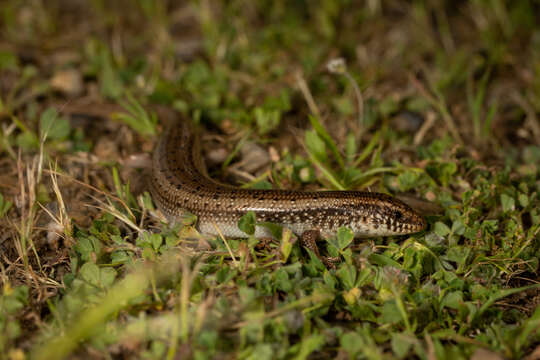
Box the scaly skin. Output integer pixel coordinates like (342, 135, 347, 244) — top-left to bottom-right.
(149, 119, 426, 239)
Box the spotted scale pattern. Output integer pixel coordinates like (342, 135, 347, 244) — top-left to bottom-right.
(149, 119, 426, 238)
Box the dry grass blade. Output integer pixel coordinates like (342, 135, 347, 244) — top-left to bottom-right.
(295, 71, 321, 118)
(511, 92, 540, 145)
(409, 71, 464, 145)
(43, 169, 136, 220)
(212, 222, 238, 267)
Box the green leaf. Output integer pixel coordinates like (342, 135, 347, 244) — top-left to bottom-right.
(197, 330, 219, 351)
(74, 236, 102, 262)
(248, 180, 273, 190)
(259, 222, 283, 239)
(99, 268, 117, 288)
(439, 162, 457, 186)
(308, 115, 344, 169)
(274, 268, 292, 292)
(501, 193, 515, 212)
(80, 262, 101, 287)
(518, 193, 529, 207)
(336, 263, 357, 289)
(15, 130, 39, 150)
(517, 305, 540, 350)
(391, 333, 413, 359)
(340, 332, 364, 357)
(345, 133, 357, 163)
(470, 284, 489, 301)
(476, 284, 540, 320)
(379, 301, 401, 324)
(323, 271, 337, 290)
(402, 245, 426, 279)
(296, 334, 326, 359)
(397, 171, 420, 192)
(0, 193, 13, 217)
(141, 247, 155, 260)
(451, 219, 466, 236)
(112, 94, 157, 136)
(280, 228, 293, 262)
(238, 286, 256, 306)
(305, 130, 327, 163)
(99, 49, 123, 99)
(40, 107, 71, 140)
(238, 211, 256, 235)
(253, 107, 280, 134)
(305, 249, 326, 274)
(368, 253, 401, 268)
(216, 266, 236, 284)
(150, 233, 163, 251)
(304, 129, 346, 190)
(2, 285, 29, 314)
(353, 129, 381, 167)
(337, 227, 354, 250)
(434, 222, 451, 237)
(111, 251, 130, 265)
(441, 291, 463, 310)
(426, 162, 457, 187)
(445, 246, 470, 272)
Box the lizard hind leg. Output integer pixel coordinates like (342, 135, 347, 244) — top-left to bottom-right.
(300, 230, 340, 269)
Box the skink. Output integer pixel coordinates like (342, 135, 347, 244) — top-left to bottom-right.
(149, 118, 426, 240)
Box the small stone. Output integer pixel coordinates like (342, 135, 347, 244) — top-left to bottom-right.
(46, 221, 63, 246)
(50, 69, 83, 96)
(470, 348, 504, 360)
(268, 146, 280, 162)
(239, 142, 270, 173)
(206, 147, 229, 166)
(123, 153, 152, 169)
(393, 111, 424, 133)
